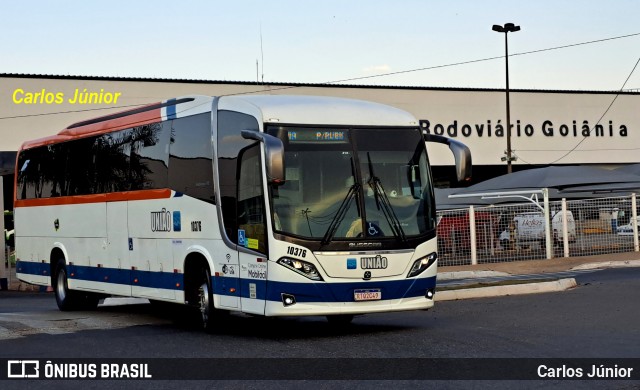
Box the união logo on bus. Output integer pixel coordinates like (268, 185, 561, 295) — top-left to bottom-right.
(151, 208, 172, 232)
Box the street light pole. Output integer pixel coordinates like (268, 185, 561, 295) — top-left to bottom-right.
(492, 23, 520, 174)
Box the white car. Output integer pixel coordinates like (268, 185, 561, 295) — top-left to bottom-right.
(500, 210, 576, 247)
(616, 217, 640, 236)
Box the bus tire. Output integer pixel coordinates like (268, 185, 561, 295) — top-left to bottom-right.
(196, 267, 216, 332)
(53, 261, 77, 311)
(52, 261, 99, 311)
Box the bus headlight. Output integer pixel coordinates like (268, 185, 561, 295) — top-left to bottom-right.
(277, 258, 324, 281)
(407, 252, 437, 278)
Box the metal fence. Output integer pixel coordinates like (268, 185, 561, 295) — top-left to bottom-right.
(437, 192, 640, 267)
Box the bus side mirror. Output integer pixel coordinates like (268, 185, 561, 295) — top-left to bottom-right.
(241, 130, 286, 185)
(424, 133, 472, 183)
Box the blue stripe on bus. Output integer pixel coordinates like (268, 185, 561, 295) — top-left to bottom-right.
(264, 277, 436, 303)
(71, 265, 183, 290)
(166, 98, 177, 119)
(68, 264, 132, 285)
(17, 261, 435, 303)
(16, 261, 183, 291)
(16, 260, 50, 276)
(226, 276, 435, 302)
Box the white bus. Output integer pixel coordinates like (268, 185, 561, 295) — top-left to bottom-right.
(15, 95, 470, 328)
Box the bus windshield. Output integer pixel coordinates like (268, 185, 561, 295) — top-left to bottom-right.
(268, 126, 435, 243)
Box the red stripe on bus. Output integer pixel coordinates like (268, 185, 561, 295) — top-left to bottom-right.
(18, 134, 74, 149)
(20, 105, 162, 150)
(14, 189, 172, 208)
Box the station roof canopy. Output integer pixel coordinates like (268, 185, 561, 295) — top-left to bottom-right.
(438, 165, 640, 210)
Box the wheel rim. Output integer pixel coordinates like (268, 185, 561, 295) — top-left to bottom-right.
(56, 268, 67, 302)
(198, 281, 210, 326)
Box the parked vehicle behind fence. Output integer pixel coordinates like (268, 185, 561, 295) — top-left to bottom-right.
(437, 211, 499, 254)
(616, 216, 640, 236)
(499, 210, 576, 248)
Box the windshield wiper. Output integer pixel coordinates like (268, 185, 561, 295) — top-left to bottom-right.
(366, 152, 407, 242)
(321, 182, 360, 246)
(321, 158, 361, 246)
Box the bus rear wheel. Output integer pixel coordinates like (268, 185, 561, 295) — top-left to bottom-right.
(52, 261, 99, 311)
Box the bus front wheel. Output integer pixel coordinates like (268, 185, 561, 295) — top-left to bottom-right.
(196, 268, 216, 331)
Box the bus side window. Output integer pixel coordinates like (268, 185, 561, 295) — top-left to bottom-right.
(217, 110, 260, 246)
(67, 137, 97, 196)
(16, 151, 34, 200)
(168, 113, 215, 202)
(237, 143, 267, 254)
(130, 122, 170, 190)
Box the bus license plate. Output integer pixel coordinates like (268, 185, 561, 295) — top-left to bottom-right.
(354, 289, 381, 301)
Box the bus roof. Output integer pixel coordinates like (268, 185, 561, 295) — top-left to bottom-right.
(19, 94, 418, 150)
(220, 95, 419, 127)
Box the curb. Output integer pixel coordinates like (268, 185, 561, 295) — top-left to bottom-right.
(570, 260, 640, 271)
(437, 270, 510, 281)
(435, 278, 577, 302)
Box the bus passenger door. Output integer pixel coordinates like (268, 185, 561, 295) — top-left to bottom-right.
(237, 143, 268, 315)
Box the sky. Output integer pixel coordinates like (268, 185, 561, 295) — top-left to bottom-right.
(1, 0, 639, 91)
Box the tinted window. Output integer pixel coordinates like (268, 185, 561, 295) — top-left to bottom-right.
(17, 121, 172, 199)
(17, 143, 68, 199)
(217, 110, 260, 243)
(17, 113, 215, 201)
(67, 135, 106, 195)
(168, 113, 215, 202)
(237, 144, 267, 254)
(132, 121, 171, 190)
(92, 128, 132, 193)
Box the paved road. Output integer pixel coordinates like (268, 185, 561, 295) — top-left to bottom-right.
(0, 294, 169, 340)
(0, 268, 638, 388)
(0, 268, 638, 356)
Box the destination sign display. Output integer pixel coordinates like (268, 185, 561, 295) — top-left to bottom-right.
(287, 129, 347, 143)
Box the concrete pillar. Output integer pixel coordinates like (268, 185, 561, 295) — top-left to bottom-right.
(632, 193, 639, 252)
(543, 188, 553, 260)
(562, 198, 569, 258)
(469, 206, 477, 265)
